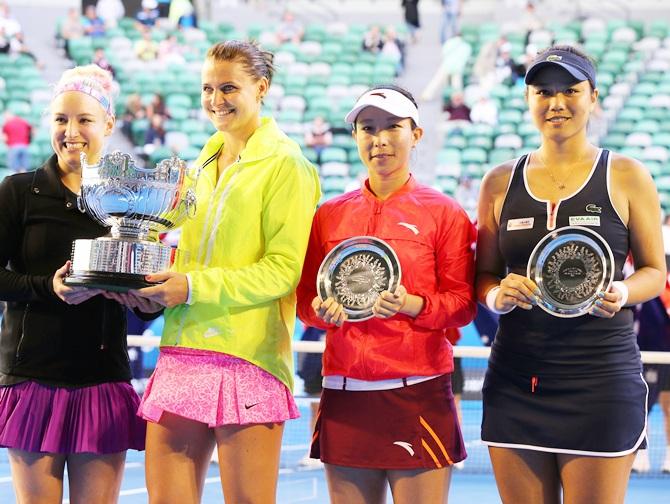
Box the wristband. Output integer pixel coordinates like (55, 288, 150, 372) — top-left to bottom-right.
(611, 281, 629, 307)
(485, 286, 516, 315)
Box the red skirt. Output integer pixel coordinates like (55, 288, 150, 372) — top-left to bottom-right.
(310, 374, 466, 469)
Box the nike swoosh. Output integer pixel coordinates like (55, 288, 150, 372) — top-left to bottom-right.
(244, 402, 261, 410)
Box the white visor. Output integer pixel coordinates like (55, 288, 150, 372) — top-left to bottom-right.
(344, 88, 419, 125)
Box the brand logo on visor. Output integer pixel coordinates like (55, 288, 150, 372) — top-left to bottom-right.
(546, 55, 563, 62)
(370, 92, 387, 99)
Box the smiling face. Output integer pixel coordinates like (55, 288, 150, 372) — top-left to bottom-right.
(353, 106, 423, 179)
(201, 57, 267, 137)
(526, 65, 598, 141)
(50, 90, 114, 174)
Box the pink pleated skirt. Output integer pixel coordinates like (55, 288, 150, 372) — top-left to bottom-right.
(138, 346, 299, 427)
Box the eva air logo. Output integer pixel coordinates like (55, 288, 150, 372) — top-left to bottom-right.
(546, 55, 563, 62)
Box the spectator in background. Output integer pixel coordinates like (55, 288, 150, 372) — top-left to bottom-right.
(304, 115, 332, 164)
(136, 0, 160, 28)
(494, 42, 523, 86)
(276, 10, 304, 44)
(135, 27, 159, 61)
(8, 31, 41, 66)
(169, 0, 197, 30)
(443, 91, 471, 121)
(401, 0, 420, 43)
(0, 26, 10, 54)
(362, 25, 384, 54)
(121, 93, 146, 139)
(96, 0, 124, 28)
(2, 111, 31, 173)
(381, 25, 405, 74)
(441, 0, 461, 44)
(60, 7, 84, 59)
(144, 113, 166, 156)
(158, 33, 185, 64)
(0, 3, 21, 40)
(145, 93, 169, 121)
(470, 93, 498, 126)
(420, 32, 471, 100)
(157, 0, 172, 18)
(82, 5, 106, 38)
(93, 47, 115, 77)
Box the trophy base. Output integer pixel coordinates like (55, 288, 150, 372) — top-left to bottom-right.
(64, 272, 160, 293)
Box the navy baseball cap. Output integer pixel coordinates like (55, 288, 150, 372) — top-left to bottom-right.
(524, 49, 597, 88)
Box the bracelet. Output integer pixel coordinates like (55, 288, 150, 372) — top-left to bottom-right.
(485, 286, 516, 315)
(611, 281, 629, 306)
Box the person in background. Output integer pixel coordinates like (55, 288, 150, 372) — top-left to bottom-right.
(2, 110, 31, 173)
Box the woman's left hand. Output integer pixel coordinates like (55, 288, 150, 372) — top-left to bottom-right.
(131, 271, 189, 308)
(373, 285, 408, 319)
(589, 285, 625, 318)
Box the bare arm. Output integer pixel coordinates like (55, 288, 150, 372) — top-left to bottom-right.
(475, 162, 539, 311)
(611, 154, 666, 305)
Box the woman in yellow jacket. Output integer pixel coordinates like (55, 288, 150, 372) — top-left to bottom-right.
(130, 40, 320, 504)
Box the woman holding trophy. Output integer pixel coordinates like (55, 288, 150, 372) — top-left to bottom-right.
(296, 84, 476, 504)
(476, 45, 666, 503)
(131, 40, 320, 504)
(0, 65, 147, 503)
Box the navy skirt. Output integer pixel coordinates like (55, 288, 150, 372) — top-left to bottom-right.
(481, 364, 648, 456)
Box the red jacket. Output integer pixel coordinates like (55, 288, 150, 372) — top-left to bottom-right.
(297, 177, 476, 380)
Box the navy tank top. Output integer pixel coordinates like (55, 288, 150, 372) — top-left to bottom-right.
(491, 149, 640, 377)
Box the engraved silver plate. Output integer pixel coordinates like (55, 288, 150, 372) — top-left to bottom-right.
(65, 151, 196, 292)
(527, 225, 614, 318)
(317, 237, 401, 322)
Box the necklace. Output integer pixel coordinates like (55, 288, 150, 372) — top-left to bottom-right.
(535, 150, 592, 191)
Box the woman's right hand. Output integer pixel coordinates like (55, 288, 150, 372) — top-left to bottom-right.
(494, 273, 540, 311)
(311, 296, 348, 326)
(52, 261, 103, 305)
(100, 291, 164, 313)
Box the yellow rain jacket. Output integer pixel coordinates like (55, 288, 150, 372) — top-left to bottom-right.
(161, 117, 320, 389)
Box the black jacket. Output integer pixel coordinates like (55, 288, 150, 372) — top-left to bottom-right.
(0, 156, 135, 386)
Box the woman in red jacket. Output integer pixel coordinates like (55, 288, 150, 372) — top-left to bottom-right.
(296, 84, 476, 504)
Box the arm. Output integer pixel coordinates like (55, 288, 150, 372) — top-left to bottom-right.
(0, 177, 59, 302)
(475, 163, 539, 311)
(594, 155, 666, 315)
(411, 204, 478, 329)
(187, 159, 319, 307)
(296, 210, 336, 329)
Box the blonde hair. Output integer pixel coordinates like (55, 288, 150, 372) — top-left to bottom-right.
(53, 65, 116, 117)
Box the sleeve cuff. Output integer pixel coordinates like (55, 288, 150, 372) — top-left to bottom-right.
(185, 273, 194, 305)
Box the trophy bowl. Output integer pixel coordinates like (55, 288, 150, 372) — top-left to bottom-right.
(527, 226, 614, 318)
(64, 151, 196, 292)
(317, 236, 401, 322)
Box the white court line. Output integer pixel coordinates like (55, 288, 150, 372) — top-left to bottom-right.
(0, 476, 12, 483)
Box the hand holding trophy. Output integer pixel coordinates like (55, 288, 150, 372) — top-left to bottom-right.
(64, 150, 196, 292)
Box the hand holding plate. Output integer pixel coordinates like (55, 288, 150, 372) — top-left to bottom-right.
(312, 296, 348, 326)
(589, 286, 624, 318)
(498, 273, 539, 311)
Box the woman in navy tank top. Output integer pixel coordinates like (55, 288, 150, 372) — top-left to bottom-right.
(475, 45, 666, 503)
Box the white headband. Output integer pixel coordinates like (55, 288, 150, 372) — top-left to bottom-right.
(345, 88, 419, 125)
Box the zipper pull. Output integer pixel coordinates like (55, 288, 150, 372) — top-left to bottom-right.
(531, 375, 538, 393)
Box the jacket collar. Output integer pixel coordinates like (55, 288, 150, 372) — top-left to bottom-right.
(198, 117, 284, 172)
(362, 174, 417, 202)
(30, 155, 79, 208)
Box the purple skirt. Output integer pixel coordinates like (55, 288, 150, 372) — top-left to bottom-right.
(0, 381, 146, 454)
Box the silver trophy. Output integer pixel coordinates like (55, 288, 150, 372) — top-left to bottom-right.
(64, 151, 196, 292)
(317, 237, 401, 321)
(527, 226, 614, 318)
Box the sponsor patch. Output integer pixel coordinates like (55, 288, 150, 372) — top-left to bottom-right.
(507, 217, 534, 231)
(569, 216, 600, 226)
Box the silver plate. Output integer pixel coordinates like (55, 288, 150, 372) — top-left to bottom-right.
(527, 225, 614, 318)
(317, 236, 401, 322)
